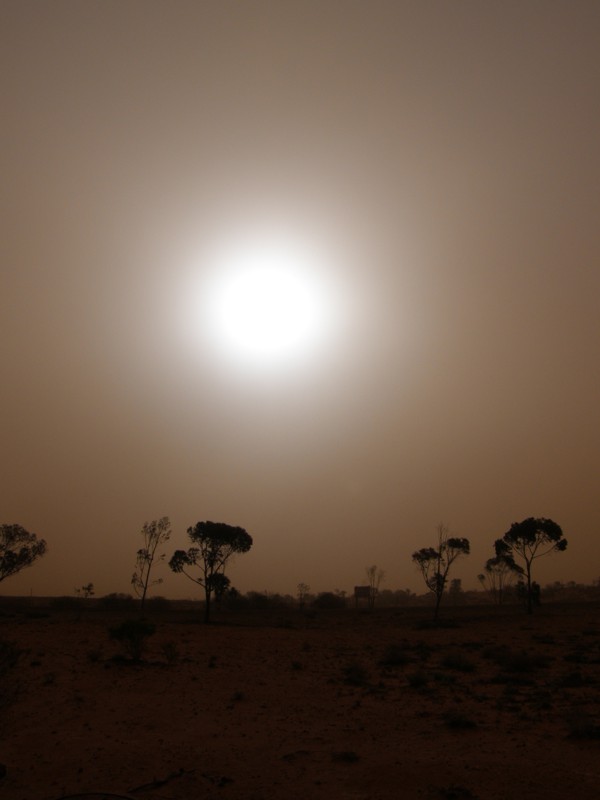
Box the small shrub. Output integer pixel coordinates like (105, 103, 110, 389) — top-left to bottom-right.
(407, 669, 429, 689)
(414, 642, 433, 662)
(161, 641, 180, 666)
(50, 596, 82, 611)
(109, 619, 156, 661)
(332, 751, 359, 763)
(482, 644, 509, 662)
(87, 648, 103, 664)
(441, 651, 476, 673)
(414, 618, 460, 631)
(491, 672, 535, 687)
(276, 617, 293, 629)
(566, 709, 600, 739)
(564, 648, 591, 665)
(0, 640, 20, 675)
(0, 640, 21, 707)
(433, 671, 457, 685)
(342, 662, 369, 687)
(436, 784, 478, 799)
(532, 634, 556, 644)
(145, 596, 172, 613)
(484, 646, 550, 673)
(313, 592, 346, 610)
(443, 711, 477, 730)
(503, 650, 551, 673)
(380, 643, 412, 667)
(100, 593, 135, 612)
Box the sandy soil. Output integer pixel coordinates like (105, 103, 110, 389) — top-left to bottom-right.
(1, 602, 599, 800)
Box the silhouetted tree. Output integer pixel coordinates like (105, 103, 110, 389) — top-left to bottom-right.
(209, 572, 231, 608)
(365, 565, 385, 609)
(477, 552, 523, 605)
(495, 517, 567, 614)
(313, 591, 346, 609)
(75, 582, 95, 599)
(0, 524, 47, 584)
(109, 619, 156, 662)
(131, 517, 171, 614)
(448, 578, 463, 604)
(297, 582, 310, 607)
(412, 523, 470, 620)
(169, 521, 252, 623)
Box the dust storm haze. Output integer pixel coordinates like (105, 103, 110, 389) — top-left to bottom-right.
(1, 1, 599, 598)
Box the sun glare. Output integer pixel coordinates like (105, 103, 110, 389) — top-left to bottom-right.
(199, 231, 334, 368)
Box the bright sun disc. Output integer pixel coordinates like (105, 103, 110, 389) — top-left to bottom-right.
(203, 233, 330, 365)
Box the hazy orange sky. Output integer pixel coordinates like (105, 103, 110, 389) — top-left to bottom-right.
(2, 1, 599, 598)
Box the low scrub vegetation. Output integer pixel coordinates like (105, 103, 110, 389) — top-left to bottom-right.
(109, 619, 156, 662)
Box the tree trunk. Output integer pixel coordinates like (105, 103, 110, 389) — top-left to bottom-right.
(204, 588, 212, 623)
(525, 561, 533, 614)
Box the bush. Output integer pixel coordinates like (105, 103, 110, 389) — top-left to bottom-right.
(443, 711, 477, 729)
(244, 591, 292, 610)
(407, 669, 429, 689)
(313, 592, 346, 610)
(483, 645, 550, 673)
(0, 640, 20, 676)
(109, 619, 156, 661)
(379, 643, 412, 667)
(441, 651, 476, 672)
(566, 709, 600, 739)
(0, 640, 22, 707)
(50, 596, 82, 611)
(342, 661, 369, 686)
(100, 593, 135, 612)
(161, 641, 180, 666)
(145, 596, 172, 613)
(332, 751, 360, 763)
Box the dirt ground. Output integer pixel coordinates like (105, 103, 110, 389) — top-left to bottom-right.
(1, 602, 599, 800)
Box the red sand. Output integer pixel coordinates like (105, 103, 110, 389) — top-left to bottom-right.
(1, 603, 599, 799)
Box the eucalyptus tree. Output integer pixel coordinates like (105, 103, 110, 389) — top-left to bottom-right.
(495, 517, 567, 613)
(412, 523, 470, 620)
(0, 524, 47, 584)
(132, 517, 172, 614)
(365, 565, 385, 609)
(477, 552, 523, 605)
(169, 521, 252, 623)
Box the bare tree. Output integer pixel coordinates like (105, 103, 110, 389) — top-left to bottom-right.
(169, 521, 252, 623)
(0, 524, 47, 584)
(412, 523, 470, 620)
(495, 517, 567, 614)
(297, 582, 311, 608)
(132, 517, 171, 614)
(365, 565, 385, 609)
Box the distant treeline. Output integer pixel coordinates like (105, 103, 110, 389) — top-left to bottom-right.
(2, 579, 600, 614)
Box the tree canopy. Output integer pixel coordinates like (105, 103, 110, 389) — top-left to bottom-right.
(478, 552, 523, 604)
(412, 524, 470, 620)
(131, 516, 171, 613)
(0, 524, 47, 584)
(169, 521, 252, 622)
(495, 517, 567, 613)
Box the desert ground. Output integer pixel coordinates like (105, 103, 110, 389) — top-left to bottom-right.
(1, 600, 599, 800)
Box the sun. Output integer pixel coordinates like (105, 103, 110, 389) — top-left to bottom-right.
(213, 264, 319, 357)
(201, 231, 332, 367)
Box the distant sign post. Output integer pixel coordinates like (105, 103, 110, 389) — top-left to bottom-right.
(354, 585, 372, 608)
